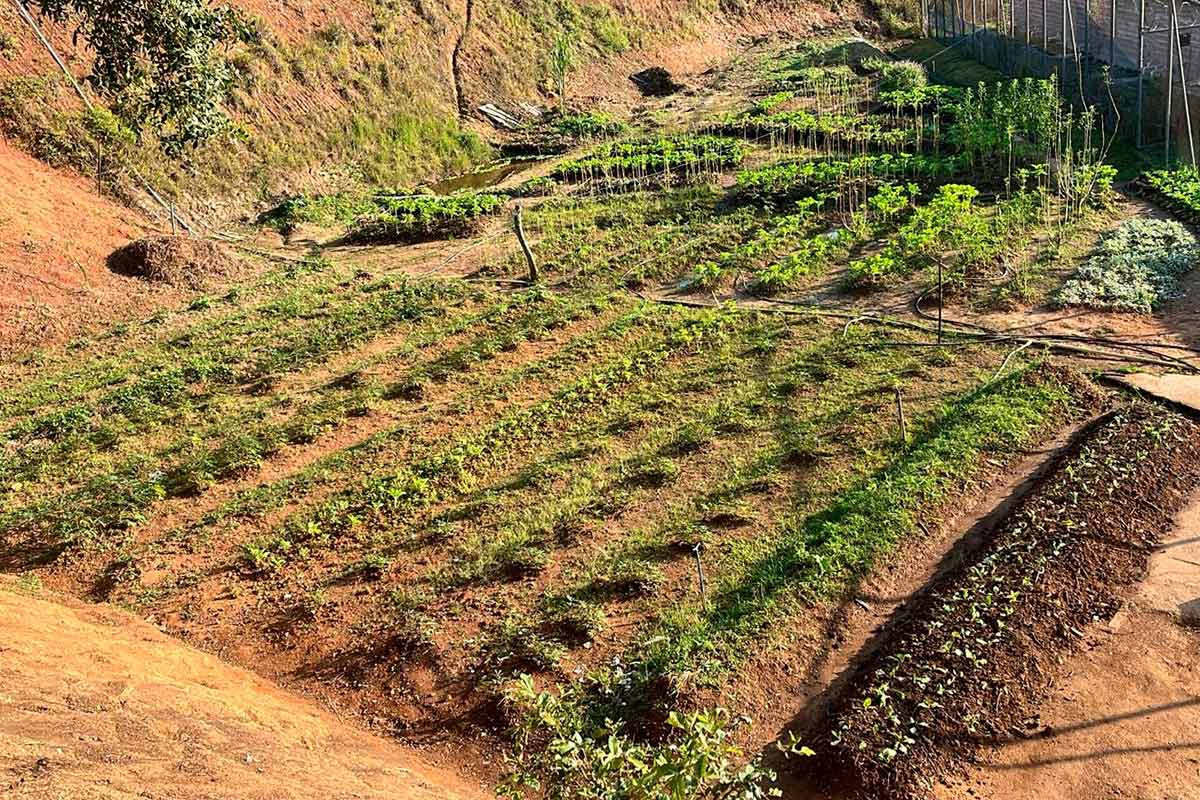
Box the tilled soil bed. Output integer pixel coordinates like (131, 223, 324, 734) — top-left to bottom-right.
(820, 401, 1200, 799)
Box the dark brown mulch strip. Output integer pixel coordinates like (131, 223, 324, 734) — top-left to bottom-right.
(822, 401, 1200, 799)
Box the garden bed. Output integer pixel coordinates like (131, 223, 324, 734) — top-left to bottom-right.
(823, 401, 1200, 798)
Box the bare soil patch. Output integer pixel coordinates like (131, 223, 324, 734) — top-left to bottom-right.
(0, 578, 482, 800)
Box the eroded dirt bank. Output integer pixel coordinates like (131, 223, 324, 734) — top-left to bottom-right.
(0, 578, 483, 800)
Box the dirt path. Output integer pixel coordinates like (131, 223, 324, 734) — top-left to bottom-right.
(932, 488, 1200, 800)
(0, 578, 483, 800)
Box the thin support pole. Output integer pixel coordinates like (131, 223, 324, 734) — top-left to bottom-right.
(1026, 0, 1031, 45)
(1109, 0, 1116, 66)
(1042, 0, 1048, 49)
(1168, 2, 1177, 164)
(937, 259, 945, 345)
(1137, 0, 1146, 146)
(692, 544, 708, 609)
(894, 387, 908, 445)
(1061, 0, 1068, 81)
(1084, 0, 1090, 58)
(1172, 0, 1196, 166)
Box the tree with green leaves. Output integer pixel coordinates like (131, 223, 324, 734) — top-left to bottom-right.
(27, 0, 254, 153)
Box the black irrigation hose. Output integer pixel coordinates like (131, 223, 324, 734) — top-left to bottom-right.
(912, 285, 1200, 374)
(644, 292, 1196, 372)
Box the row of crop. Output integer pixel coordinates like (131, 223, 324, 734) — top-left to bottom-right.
(549, 136, 748, 182)
(165, 290, 608, 498)
(691, 197, 827, 289)
(733, 152, 963, 200)
(626, 363, 1074, 688)
(500, 326, 920, 675)
(174, 298, 664, 556)
(1140, 165, 1200, 223)
(493, 342, 1067, 800)
(348, 193, 508, 243)
(0, 290, 615, 558)
(828, 404, 1200, 797)
(714, 107, 916, 151)
(433, 361, 774, 592)
(0, 254, 352, 421)
(1, 277, 473, 498)
(238, 306, 743, 571)
(846, 183, 980, 286)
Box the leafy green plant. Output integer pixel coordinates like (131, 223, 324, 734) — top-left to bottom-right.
(847, 184, 980, 286)
(501, 675, 783, 800)
(550, 34, 575, 112)
(1142, 165, 1200, 221)
(1056, 218, 1199, 312)
(552, 110, 626, 138)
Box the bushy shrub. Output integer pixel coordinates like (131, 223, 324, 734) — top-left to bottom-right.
(501, 675, 785, 800)
(552, 110, 626, 138)
(1055, 218, 1199, 313)
(865, 57, 927, 93)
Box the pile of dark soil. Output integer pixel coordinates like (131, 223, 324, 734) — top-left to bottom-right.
(630, 67, 684, 97)
(107, 235, 236, 289)
(822, 402, 1200, 798)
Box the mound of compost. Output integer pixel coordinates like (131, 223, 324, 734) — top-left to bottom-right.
(822, 401, 1200, 798)
(107, 235, 235, 289)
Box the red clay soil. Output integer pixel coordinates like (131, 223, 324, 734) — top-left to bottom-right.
(0, 577, 485, 800)
(0, 139, 160, 354)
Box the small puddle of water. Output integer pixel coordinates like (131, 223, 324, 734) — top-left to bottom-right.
(427, 159, 537, 195)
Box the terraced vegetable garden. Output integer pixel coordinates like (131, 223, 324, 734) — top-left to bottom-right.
(4, 33, 1200, 800)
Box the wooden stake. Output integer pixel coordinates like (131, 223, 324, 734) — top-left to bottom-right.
(693, 543, 708, 609)
(937, 258, 945, 345)
(513, 203, 538, 284)
(894, 386, 908, 445)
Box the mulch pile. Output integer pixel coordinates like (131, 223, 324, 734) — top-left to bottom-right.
(107, 235, 236, 290)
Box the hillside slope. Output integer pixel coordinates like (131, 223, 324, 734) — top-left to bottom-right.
(0, 139, 153, 354)
(0, 578, 484, 799)
(0, 0, 841, 220)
